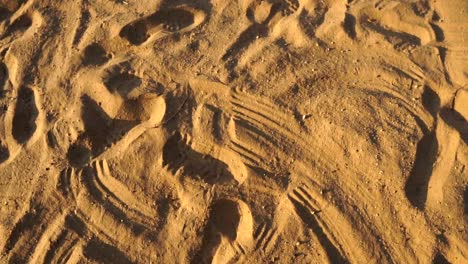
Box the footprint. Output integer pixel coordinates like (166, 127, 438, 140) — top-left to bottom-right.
(404, 131, 438, 209)
(77, 91, 166, 159)
(2, 14, 32, 39)
(162, 133, 237, 184)
(280, 0, 300, 17)
(119, 5, 206, 45)
(193, 199, 253, 263)
(222, 0, 292, 70)
(79, 94, 137, 155)
(82, 43, 111, 66)
(344, 0, 437, 53)
(433, 0, 468, 86)
(12, 86, 38, 144)
(102, 63, 142, 97)
(404, 87, 462, 210)
(67, 143, 92, 168)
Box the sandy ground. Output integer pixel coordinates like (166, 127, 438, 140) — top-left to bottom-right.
(0, 0, 466, 263)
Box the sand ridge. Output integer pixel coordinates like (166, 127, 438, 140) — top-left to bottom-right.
(0, 0, 467, 263)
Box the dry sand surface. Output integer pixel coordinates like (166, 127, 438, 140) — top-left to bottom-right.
(0, 0, 467, 263)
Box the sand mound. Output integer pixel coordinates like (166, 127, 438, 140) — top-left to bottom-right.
(0, 0, 466, 263)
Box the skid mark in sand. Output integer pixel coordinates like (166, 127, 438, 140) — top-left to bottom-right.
(48, 162, 159, 261)
(228, 88, 305, 159)
(12, 86, 38, 144)
(73, 160, 157, 228)
(27, 209, 136, 263)
(120, 5, 206, 45)
(287, 185, 346, 263)
(253, 221, 279, 253)
(73, 207, 153, 262)
(57, 167, 76, 198)
(2, 207, 43, 257)
(42, 230, 80, 263)
(91, 160, 156, 220)
(28, 213, 81, 263)
(193, 199, 253, 263)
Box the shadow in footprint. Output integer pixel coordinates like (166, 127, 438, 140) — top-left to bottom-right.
(439, 107, 468, 144)
(3, 14, 32, 38)
(405, 86, 440, 209)
(222, 23, 269, 66)
(83, 43, 111, 66)
(192, 199, 241, 264)
(404, 132, 438, 209)
(162, 133, 235, 184)
(103, 69, 142, 97)
(0, 6, 9, 21)
(362, 19, 421, 50)
(120, 7, 199, 45)
(67, 143, 91, 167)
(0, 62, 8, 97)
(432, 252, 450, 264)
(79, 94, 138, 155)
(0, 142, 9, 163)
(0, 0, 22, 22)
(12, 86, 38, 144)
(343, 13, 357, 39)
(84, 238, 132, 264)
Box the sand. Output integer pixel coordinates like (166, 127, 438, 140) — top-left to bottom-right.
(0, 0, 466, 263)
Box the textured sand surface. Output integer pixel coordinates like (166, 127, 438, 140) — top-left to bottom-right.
(0, 0, 467, 263)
